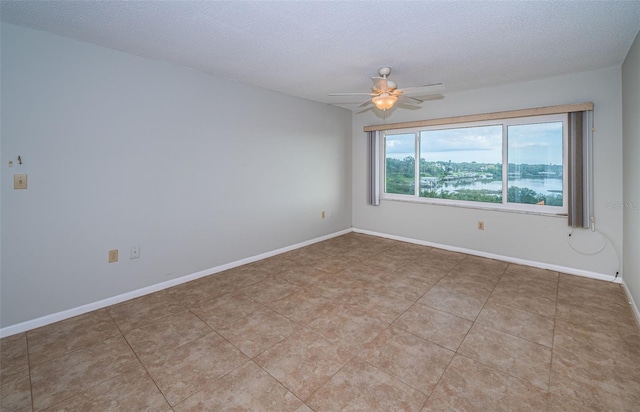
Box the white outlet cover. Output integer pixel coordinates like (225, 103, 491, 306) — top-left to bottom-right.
(130, 245, 140, 259)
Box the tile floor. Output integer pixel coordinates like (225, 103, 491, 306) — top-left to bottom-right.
(2, 233, 640, 411)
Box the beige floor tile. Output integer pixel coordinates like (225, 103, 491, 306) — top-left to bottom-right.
(376, 246, 428, 265)
(276, 265, 326, 286)
(213, 265, 273, 290)
(504, 264, 559, 284)
(559, 276, 623, 297)
(238, 276, 302, 304)
(411, 248, 466, 271)
(362, 255, 410, 273)
(304, 241, 344, 256)
(393, 304, 473, 351)
(306, 303, 389, 351)
(27, 310, 121, 367)
(173, 361, 302, 412)
(557, 279, 628, 308)
(168, 275, 233, 306)
(306, 273, 363, 300)
(281, 249, 333, 268)
(30, 335, 139, 410)
(0, 333, 29, 386)
(549, 346, 640, 411)
(489, 278, 557, 318)
(436, 272, 499, 299)
(265, 288, 335, 324)
(142, 331, 248, 406)
(216, 307, 299, 357)
(307, 358, 427, 412)
(397, 261, 450, 285)
(547, 387, 637, 412)
(1, 374, 32, 412)
(452, 256, 508, 280)
(124, 310, 212, 361)
(556, 300, 636, 332)
(476, 300, 555, 347)
(556, 280, 636, 326)
(423, 355, 548, 412)
(189, 292, 262, 330)
(417, 285, 488, 321)
(558, 272, 624, 295)
(254, 328, 353, 400)
(244, 256, 287, 274)
(553, 318, 640, 364)
(106, 290, 185, 333)
(457, 323, 552, 390)
(331, 265, 385, 284)
(8, 234, 640, 410)
(358, 326, 454, 395)
(444, 272, 503, 293)
(314, 253, 364, 273)
(373, 271, 434, 301)
(40, 366, 171, 412)
(341, 285, 415, 323)
(338, 246, 377, 261)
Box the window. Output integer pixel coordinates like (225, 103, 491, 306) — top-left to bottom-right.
(381, 114, 568, 214)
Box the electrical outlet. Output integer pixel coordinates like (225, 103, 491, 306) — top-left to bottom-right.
(130, 245, 140, 259)
(14, 174, 27, 189)
(477, 221, 485, 230)
(108, 249, 118, 263)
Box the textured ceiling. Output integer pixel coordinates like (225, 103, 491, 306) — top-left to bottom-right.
(2, 1, 639, 108)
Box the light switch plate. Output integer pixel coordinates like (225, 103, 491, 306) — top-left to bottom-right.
(14, 174, 27, 189)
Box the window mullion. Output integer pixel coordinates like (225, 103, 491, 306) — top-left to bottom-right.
(415, 132, 420, 197)
(502, 124, 508, 204)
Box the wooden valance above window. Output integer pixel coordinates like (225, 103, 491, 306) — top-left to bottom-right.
(363, 102, 594, 132)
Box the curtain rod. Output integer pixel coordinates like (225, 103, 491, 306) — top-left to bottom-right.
(364, 102, 594, 132)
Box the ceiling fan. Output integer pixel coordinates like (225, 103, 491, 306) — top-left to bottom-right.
(329, 67, 444, 111)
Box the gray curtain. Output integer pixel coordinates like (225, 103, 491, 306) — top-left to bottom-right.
(568, 111, 592, 228)
(367, 131, 380, 206)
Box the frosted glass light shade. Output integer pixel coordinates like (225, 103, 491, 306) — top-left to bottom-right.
(372, 94, 397, 110)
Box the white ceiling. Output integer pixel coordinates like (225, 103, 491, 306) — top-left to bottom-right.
(2, 1, 639, 109)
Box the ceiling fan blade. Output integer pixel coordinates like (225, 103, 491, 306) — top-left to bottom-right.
(395, 103, 423, 111)
(399, 83, 445, 96)
(398, 95, 423, 105)
(328, 92, 375, 96)
(371, 77, 388, 92)
(356, 105, 375, 114)
(357, 99, 374, 108)
(410, 93, 445, 101)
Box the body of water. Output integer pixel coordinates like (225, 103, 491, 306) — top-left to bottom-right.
(435, 177, 562, 194)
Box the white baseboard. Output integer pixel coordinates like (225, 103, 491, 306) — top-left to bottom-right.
(2, 226, 631, 338)
(353, 228, 620, 283)
(0, 228, 352, 338)
(621, 280, 640, 329)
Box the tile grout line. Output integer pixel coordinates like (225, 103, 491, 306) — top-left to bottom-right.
(546, 270, 562, 411)
(104, 306, 174, 410)
(25, 332, 35, 412)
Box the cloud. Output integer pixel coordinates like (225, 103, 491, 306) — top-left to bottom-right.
(385, 121, 563, 164)
(421, 125, 502, 153)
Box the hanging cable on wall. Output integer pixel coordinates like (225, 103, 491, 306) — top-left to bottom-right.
(567, 223, 621, 280)
(567, 110, 621, 280)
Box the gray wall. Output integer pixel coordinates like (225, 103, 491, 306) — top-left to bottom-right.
(0, 23, 352, 329)
(353, 68, 624, 279)
(622, 31, 640, 317)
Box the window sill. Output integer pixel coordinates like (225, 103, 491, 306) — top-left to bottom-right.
(380, 195, 568, 218)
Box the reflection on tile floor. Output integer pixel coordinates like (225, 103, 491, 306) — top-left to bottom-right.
(2, 233, 639, 411)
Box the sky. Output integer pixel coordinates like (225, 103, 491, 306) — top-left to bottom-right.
(385, 122, 564, 164)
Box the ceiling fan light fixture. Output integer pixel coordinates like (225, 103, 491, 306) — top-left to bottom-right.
(372, 93, 397, 110)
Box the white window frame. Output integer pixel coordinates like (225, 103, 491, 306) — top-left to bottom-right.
(380, 113, 568, 216)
